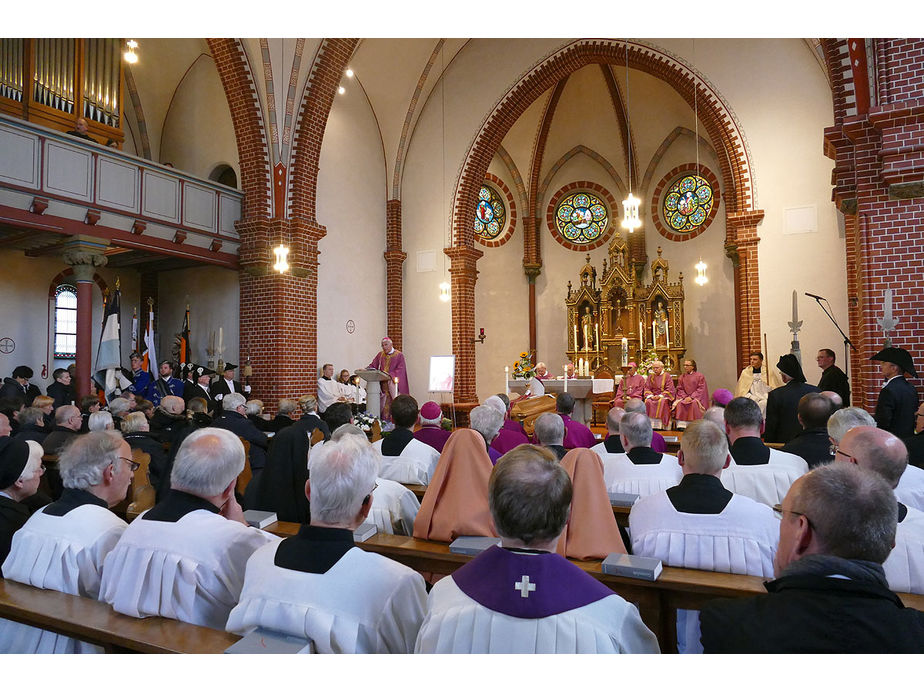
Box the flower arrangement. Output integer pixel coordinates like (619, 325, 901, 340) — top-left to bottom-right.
(638, 349, 662, 375)
(512, 350, 536, 380)
(355, 411, 380, 435)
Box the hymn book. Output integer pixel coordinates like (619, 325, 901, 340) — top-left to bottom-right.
(608, 492, 640, 507)
(353, 523, 378, 542)
(449, 536, 503, 556)
(602, 553, 663, 581)
(225, 627, 313, 654)
(243, 510, 277, 529)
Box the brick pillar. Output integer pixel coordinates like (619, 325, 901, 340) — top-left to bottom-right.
(446, 245, 483, 404)
(61, 236, 110, 398)
(385, 199, 407, 351)
(724, 210, 765, 373)
(238, 217, 323, 413)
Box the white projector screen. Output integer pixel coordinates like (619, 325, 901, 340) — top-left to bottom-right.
(429, 355, 455, 393)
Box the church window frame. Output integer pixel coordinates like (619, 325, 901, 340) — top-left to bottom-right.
(474, 174, 517, 248)
(651, 164, 720, 242)
(53, 284, 78, 359)
(546, 181, 617, 251)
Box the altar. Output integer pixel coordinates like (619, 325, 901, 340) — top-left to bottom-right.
(507, 376, 620, 425)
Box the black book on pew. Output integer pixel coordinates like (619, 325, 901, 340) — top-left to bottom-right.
(602, 553, 663, 581)
(449, 536, 502, 556)
(225, 627, 312, 654)
(608, 492, 640, 507)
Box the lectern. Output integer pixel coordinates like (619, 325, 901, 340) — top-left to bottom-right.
(355, 369, 391, 419)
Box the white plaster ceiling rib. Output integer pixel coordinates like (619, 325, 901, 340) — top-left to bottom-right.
(537, 145, 627, 208)
(494, 144, 528, 219)
(601, 63, 637, 191)
(804, 38, 833, 89)
(391, 39, 445, 200)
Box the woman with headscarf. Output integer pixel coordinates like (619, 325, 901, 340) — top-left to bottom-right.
(556, 448, 627, 560)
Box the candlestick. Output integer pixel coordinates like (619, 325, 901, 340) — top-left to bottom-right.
(505, 366, 509, 397)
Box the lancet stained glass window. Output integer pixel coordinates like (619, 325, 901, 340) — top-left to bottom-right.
(473, 185, 506, 240)
(662, 173, 714, 233)
(54, 284, 77, 359)
(555, 192, 608, 244)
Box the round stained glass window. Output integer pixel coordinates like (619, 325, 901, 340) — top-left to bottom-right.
(473, 185, 506, 240)
(555, 192, 608, 244)
(662, 174, 714, 233)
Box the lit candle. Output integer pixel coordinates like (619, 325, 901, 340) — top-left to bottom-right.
(652, 320, 656, 347)
(622, 337, 628, 367)
(563, 365, 568, 392)
(505, 366, 509, 397)
(573, 324, 578, 351)
(665, 318, 670, 349)
(595, 322, 600, 352)
(639, 321, 644, 350)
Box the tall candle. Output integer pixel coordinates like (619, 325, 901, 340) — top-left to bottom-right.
(573, 324, 578, 351)
(505, 366, 509, 397)
(595, 322, 600, 352)
(621, 337, 628, 367)
(665, 319, 670, 349)
(563, 365, 568, 392)
(652, 320, 656, 347)
(639, 321, 644, 350)
(218, 326, 223, 348)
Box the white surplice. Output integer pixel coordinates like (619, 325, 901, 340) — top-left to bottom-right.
(721, 449, 809, 506)
(316, 378, 348, 413)
(884, 504, 924, 594)
(373, 438, 440, 485)
(629, 491, 779, 653)
(226, 543, 426, 653)
(0, 504, 126, 653)
(99, 510, 277, 630)
(895, 464, 924, 513)
(414, 575, 659, 654)
(368, 477, 419, 536)
(605, 452, 682, 497)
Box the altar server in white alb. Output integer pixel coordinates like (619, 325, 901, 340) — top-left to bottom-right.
(373, 395, 439, 484)
(227, 434, 427, 652)
(100, 428, 276, 630)
(605, 412, 681, 497)
(721, 397, 808, 506)
(834, 425, 924, 594)
(629, 420, 779, 653)
(415, 445, 660, 654)
(0, 432, 132, 653)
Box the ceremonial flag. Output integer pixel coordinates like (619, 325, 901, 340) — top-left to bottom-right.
(131, 307, 139, 353)
(143, 301, 157, 377)
(93, 286, 132, 401)
(179, 305, 190, 365)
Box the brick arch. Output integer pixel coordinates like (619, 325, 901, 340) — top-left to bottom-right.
(48, 269, 108, 297)
(449, 39, 762, 401)
(207, 38, 271, 222)
(288, 39, 360, 225)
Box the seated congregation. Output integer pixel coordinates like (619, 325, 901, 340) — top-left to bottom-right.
(1, 354, 924, 654)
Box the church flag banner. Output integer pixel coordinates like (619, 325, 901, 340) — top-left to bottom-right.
(179, 306, 190, 365)
(131, 307, 139, 353)
(143, 303, 157, 377)
(92, 287, 131, 401)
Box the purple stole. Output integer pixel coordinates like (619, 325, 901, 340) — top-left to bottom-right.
(452, 545, 613, 618)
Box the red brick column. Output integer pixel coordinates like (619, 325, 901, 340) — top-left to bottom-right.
(725, 210, 765, 373)
(446, 245, 483, 404)
(385, 199, 406, 351)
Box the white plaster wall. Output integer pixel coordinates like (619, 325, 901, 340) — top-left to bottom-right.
(316, 73, 388, 382)
(160, 56, 239, 182)
(0, 249, 140, 392)
(157, 266, 239, 367)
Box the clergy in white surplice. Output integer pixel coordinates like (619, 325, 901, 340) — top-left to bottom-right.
(629, 420, 779, 653)
(372, 395, 440, 484)
(836, 425, 924, 594)
(604, 412, 681, 497)
(722, 396, 809, 507)
(100, 428, 276, 630)
(227, 434, 427, 653)
(0, 432, 131, 653)
(415, 445, 659, 654)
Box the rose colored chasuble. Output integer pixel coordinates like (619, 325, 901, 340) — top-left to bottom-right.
(614, 374, 646, 407)
(369, 349, 409, 418)
(645, 372, 676, 429)
(673, 372, 708, 423)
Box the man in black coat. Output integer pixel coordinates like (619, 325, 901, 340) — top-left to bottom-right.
(872, 347, 919, 439)
(183, 364, 216, 406)
(763, 354, 820, 444)
(781, 393, 836, 469)
(210, 392, 268, 472)
(0, 366, 42, 406)
(46, 368, 75, 409)
(903, 401, 924, 470)
(700, 463, 924, 653)
(815, 348, 850, 405)
(209, 363, 250, 404)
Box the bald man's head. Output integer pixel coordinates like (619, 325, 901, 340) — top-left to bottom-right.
(160, 395, 185, 416)
(837, 425, 908, 489)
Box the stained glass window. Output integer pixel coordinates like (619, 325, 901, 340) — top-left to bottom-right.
(54, 284, 77, 359)
(555, 192, 608, 244)
(662, 173, 714, 233)
(473, 185, 506, 240)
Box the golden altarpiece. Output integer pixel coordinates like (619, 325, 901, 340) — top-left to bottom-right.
(565, 237, 686, 375)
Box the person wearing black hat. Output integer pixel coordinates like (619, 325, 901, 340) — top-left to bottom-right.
(764, 354, 820, 444)
(183, 364, 216, 405)
(872, 347, 920, 439)
(209, 363, 250, 406)
(0, 366, 42, 406)
(0, 438, 44, 572)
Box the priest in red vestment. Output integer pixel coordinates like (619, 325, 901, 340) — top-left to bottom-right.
(644, 361, 676, 430)
(613, 362, 645, 407)
(368, 337, 409, 419)
(673, 359, 709, 429)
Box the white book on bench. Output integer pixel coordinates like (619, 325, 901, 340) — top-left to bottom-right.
(449, 536, 502, 556)
(602, 553, 663, 581)
(226, 627, 313, 654)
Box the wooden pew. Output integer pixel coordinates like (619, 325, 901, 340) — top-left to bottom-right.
(264, 522, 924, 652)
(0, 579, 239, 653)
(126, 449, 155, 521)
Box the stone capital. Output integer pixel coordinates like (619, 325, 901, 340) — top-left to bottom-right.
(60, 235, 110, 281)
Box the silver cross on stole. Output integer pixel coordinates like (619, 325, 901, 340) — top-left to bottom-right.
(514, 575, 536, 598)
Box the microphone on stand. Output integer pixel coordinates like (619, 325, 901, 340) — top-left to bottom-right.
(805, 292, 826, 301)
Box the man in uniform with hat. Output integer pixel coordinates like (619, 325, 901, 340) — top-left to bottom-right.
(209, 362, 250, 406)
(872, 346, 919, 438)
(127, 352, 153, 401)
(183, 364, 216, 406)
(764, 354, 820, 444)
